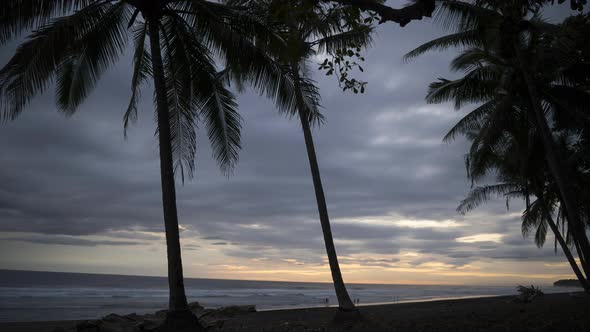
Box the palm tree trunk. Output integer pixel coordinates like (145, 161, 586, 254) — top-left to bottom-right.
(290, 63, 356, 311)
(539, 197, 590, 292)
(574, 236, 590, 279)
(147, 19, 190, 313)
(513, 41, 590, 280)
(547, 218, 590, 292)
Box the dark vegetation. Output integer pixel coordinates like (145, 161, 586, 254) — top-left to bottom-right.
(554, 279, 583, 287)
(405, 0, 590, 294)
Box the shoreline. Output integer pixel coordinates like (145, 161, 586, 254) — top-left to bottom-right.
(256, 293, 502, 312)
(1, 292, 588, 331)
(0, 290, 583, 323)
(0, 291, 573, 323)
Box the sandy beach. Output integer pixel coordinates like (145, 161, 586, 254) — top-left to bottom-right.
(1, 292, 587, 332)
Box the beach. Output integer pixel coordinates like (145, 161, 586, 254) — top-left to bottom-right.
(1, 270, 587, 331)
(1, 292, 588, 331)
(7, 270, 582, 322)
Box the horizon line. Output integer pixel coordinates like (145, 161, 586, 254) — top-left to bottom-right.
(0, 268, 564, 287)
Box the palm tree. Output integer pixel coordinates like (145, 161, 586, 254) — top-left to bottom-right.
(0, 0, 293, 329)
(404, 0, 590, 291)
(427, 45, 590, 290)
(455, 122, 590, 291)
(232, 0, 372, 312)
(509, 17, 590, 284)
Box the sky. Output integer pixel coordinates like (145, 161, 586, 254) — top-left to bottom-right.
(0, 2, 581, 286)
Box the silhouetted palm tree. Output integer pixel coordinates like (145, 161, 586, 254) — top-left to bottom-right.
(455, 123, 590, 291)
(233, 0, 372, 311)
(0, 1, 293, 329)
(427, 45, 590, 290)
(405, 0, 590, 291)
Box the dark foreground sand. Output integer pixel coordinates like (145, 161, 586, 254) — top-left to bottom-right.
(1, 292, 588, 332)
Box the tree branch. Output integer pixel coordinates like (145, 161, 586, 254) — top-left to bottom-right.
(325, 0, 436, 27)
(323, 0, 586, 27)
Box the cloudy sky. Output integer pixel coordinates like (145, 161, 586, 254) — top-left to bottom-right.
(0, 2, 580, 286)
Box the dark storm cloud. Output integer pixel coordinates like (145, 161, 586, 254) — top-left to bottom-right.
(0, 4, 577, 271)
(3, 235, 140, 247)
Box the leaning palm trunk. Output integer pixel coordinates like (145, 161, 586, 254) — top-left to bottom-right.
(574, 236, 590, 279)
(539, 197, 590, 292)
(547, 216, 590, 291)
(291, 63, 356, 311)
(148, 19, 201, 329)
(513, 41, 590, 281)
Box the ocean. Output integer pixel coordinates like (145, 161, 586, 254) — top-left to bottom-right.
(0, 270, 581, 322)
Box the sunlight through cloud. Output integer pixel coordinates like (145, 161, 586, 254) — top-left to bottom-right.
(456, 233, 504, 244)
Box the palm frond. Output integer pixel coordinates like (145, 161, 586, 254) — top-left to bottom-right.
(162, 13, 242, 174)
(124, 22, 152, 135)
(314, 25, 373, 55)
(450, 47, 506, 72)
(466, 99, 517, 181)
(201, 79, 242, 174)
(457, 182, 521, 214)
(544, 85, 590, 124)
(520, 187, 561, 250)
(443, 100, 495, 142)
(404, 29, 481, 61)
(433, 0, 499, 32)
(56, 2, 132, 114)
(426, 66, 500, 109)
(302, 4, 343, 41)
(0, 0, 100, 45)
(296, 74, 324, 126)
(160, 17, 201, 182)
(522, 198, 545, 240)
(0, 2, 121, 121)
